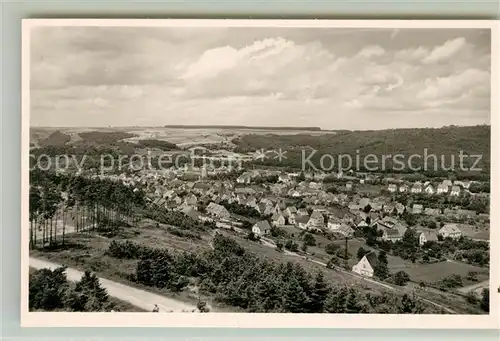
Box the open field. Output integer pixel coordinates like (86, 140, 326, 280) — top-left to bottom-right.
(458, 224, 490, 240)
(404, 260, 489, 284)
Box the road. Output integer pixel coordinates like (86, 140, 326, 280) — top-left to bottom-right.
(30, 257, 198, 313)
(457, 280, 489, 294)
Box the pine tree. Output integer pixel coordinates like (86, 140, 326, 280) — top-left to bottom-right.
(399, 294, 424, 314)
(283, 277, 308, 313)
(480, 288, 489, 312)
(374, 251, 390, 280)
(345, 287, 362, 313)
(324, 285, 348, 313)
(309, 272, 329, 312)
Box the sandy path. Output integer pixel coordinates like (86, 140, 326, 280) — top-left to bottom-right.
(29, 257, 197, 313)
(457, 280, 489, 294)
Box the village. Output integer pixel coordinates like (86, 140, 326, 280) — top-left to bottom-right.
(85, 156, 490, 300)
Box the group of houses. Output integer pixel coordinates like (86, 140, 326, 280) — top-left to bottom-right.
(387, 179, 466, 196)
(352, 222, 464, 278)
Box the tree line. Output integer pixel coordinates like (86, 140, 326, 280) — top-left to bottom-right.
(29, 169, 146, 248)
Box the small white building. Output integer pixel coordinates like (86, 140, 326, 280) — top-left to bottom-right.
(450, 186, 461, 196)
(424, 185, 435, 195)
(437, 183, 449, 194)
(418, 231, 438, 246)
(438, 224, 462, 240)
(352, 251, 378, 278)
(252, 220, 272, 236)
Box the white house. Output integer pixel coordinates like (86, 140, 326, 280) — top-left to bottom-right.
(437, 183, 448, 194)
(418, 231, 438, 246)
(206, 202, 231, 220)
(327, 216, 342, 231)
(438, 223, 462, 240)
(295, 215, 310, 230)
(252, 220, 272, 236)
(381, 228, 403, 242)
(307, 210, 325, 230)
(337, 223, 354, 237)
(236, 173, 252, 184)
(442, 180, 453, 187)
(411, 183, 423, 194)
(450, 186, 461, 196)
(388, 184, 397, 193)
(424, 185, 435, 195)
(399, 184, 409, 193)
(413, 204, 424, 214)
(352, 251, 378, 278)
(271, 212, 286, 226)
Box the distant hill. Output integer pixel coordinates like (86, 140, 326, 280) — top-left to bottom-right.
(163, 125, 323, 131)
(233, 125, 491, 175)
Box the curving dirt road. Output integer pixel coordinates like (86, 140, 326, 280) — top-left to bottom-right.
(29, 257, 197, 313)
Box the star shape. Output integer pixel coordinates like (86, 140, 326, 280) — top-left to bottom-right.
(273, 148, 288, 162)
(253, 148, 268, 161)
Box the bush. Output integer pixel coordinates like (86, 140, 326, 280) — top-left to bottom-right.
(303, 233, 316, 246)
(325, 243, 339, 255)
(393, 271, 410, 286)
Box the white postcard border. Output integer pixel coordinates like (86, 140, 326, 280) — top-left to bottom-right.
(20, 18, 500, 329)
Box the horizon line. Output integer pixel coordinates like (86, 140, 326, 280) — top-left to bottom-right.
(29, 123, 491, 132)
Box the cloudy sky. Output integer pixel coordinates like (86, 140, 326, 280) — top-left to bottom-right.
(30, 25, 491, 130)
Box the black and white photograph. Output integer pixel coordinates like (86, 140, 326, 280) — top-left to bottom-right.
(22, 19, 499, 328)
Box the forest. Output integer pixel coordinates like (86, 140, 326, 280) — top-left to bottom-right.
(234, 125, 491, 174)
(105, 234, 440, 314)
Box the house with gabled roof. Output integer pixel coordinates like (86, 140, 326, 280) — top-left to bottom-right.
(306, 210, 325, 231)
(424, 185, 435, 195)
(284, 206, 297, 218)
(383, 204, 395, 214)
(327, 215, 342, 232)
(442, 179, 453, 187)
(413, 204, 424, 214)
(182, 205, 200, 221)
(424, 208, 441, 216)
(382, 228, 403, 242)
(418, 230, 438, 246)
(411, 182, 423, 193)
(450, 186, 461, 196)
(395, 202, 405, 215)
(337, 223, 354, 238)
(437, 183, 449, 194)
(252, 220, 271, 236)
(295, 214, 310, 230)
(438, 223, 462, 240)
(271, 211, 286, 226)
(399, 184, 409, 193)
(184, 194, 198, 207)
(352, 251, 378, 278)
(206, 202, 231, 220)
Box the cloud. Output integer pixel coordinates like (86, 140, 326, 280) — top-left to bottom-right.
(29, 27, 491, 129)
(416, 68, 490, 102)
(422, 37, 467, 64)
